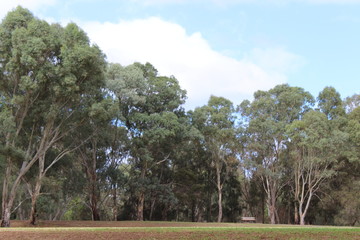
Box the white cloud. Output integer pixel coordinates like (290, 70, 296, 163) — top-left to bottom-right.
(82, 17, 302, 109)
(0, 1, 304, 109)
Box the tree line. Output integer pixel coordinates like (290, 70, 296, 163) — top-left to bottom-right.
(0, 7, 359, 227)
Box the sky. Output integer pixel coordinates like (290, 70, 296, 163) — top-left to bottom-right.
(1, 0, 359, 109)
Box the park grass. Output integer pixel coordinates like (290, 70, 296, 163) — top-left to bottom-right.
(0, 221, 359, 239)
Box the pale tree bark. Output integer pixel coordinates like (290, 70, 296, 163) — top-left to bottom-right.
(211, 141, 231, 223)
(1, 132, 46, 227)
(263, 175, 278, 224)
(27, 117, 81, 225)
(136, 166, 146, 221)
(294, 148, 333, 225)
(137, 192, 145, 221)
(215, 161, 224, 223)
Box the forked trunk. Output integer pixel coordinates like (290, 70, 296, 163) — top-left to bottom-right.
(29, 180, 42, 225)
(91, 207, 100, 221)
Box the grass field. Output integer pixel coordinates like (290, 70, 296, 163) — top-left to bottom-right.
(0, 221, 359, 240)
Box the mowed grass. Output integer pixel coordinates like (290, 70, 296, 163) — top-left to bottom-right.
(0, 221, 359, 240)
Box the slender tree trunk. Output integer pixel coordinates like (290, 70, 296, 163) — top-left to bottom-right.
(1, 161, 26, 227)
(90, 181, 100, 221)
(136, 192, 145, 221)
(149, 198, 156, 221)
(1, 161, 11, 227)
(112, 186, 117, 221)
(29, 154, 46, 225)
(162, 204, 168, 221)
(217, 190, 222, 223)
(29, 179, 42, 225)
(136, 166, 146, 221)
(1, 179, 19, 227)
(216, 162, 223, 223)
(265, 178, 277, 224)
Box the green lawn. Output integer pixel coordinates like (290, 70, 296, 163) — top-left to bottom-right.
(0, 222, 359, 240)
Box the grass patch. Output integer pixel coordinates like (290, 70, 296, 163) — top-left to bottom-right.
(1, 222, 359, 240)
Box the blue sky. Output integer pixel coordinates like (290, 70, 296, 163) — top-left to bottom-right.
(1, 0, 359, 109)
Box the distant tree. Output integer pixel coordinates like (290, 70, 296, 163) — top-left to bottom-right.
(344, 93, 360, 114)
(239, 84, 314, 224)
(287, 110, 345, 225)
(193, 96, 238, 222)
(106, 62, 186, 221)
(317, 86, 345, 120)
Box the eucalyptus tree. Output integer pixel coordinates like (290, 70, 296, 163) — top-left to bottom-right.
(239, 84, 314, 224)
(106, 62, 187, 221)
(287, 110, 344, 225)
(70, 96, 122, 221)
(347, 106, 360, 163)
(192, 96, 238, 222)
(317, 86, 345, 120)
(0, 7, 106, 226)
(344, 93, 360, 114)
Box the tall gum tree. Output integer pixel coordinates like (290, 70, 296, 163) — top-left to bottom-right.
(106, 62, 187, 221)
(287, 110, 345, 225)
(239, 84, 314, 224)
(192, 96, 237, 222)
(0, 7, 106, 227)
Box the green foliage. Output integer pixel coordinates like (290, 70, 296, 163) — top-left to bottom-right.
(63, 197, 91, 221)
(317, 86, 345, 120)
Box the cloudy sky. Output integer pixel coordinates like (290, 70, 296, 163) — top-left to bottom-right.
(1, 0, 359, 109)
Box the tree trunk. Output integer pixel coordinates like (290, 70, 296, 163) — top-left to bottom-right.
(1, 206, 11, 227)
(300, 214, 305, 225)
(216, 162, 223, 223)
(1, 160, 25, 227)
(269, 205, 276, 224)
(136, 192, 145, 221)
(29, 175, 43, 225)
(112, 187, 117, 221)
(162, 204, 168, 221)
(264, 177, 277, 224)
(294, 203, 299, 224)
(29, 199, 37, 225)
(149, 198, 156, 221)
(136, 166, 146, 221)
(90, 186, 100, 221)
(1, 163, 11, 227)
(91, 206, 100, 221)
(217, 190, 223, 223)
(266, 191, 276, 224)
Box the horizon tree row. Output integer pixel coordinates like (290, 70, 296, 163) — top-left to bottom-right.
(0, 7, 359, 227)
